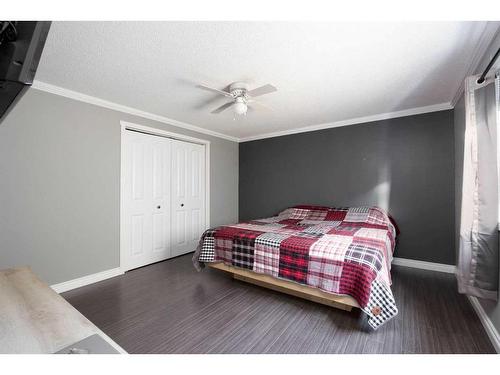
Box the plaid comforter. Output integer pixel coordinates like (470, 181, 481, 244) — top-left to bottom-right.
(193, 205, 398, 329)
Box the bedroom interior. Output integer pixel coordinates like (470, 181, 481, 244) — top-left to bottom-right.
(1, 1, 500, 370)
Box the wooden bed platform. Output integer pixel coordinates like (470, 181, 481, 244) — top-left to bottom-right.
(207, 262, 359, 312)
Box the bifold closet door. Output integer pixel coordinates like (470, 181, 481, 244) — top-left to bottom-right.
(171, 139, 206, 257)
(122, 130, 172, 271)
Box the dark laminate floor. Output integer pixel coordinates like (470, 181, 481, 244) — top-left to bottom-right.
(62, 254, 495, 354)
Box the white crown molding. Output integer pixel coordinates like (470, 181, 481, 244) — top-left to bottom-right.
(51, 267, 123, 294)
(391, 257, 456, 274)
(32, 80, 455, 144)
(468, 296, 500, 353)
(239, 102, 453, 143)
(450, 22, 500, 107)
(31, 80, 240, 143)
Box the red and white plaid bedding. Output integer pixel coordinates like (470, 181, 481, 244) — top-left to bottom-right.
(193, 205, 398, 329)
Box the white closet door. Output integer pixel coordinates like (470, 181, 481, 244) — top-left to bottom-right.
(122, 130, 171, 271)
(171, 139, 206, 257)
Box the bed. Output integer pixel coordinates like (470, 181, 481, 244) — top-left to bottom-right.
(192, 205, 398, 329)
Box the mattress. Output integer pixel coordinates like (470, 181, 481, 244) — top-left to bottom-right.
(193, 205, 398, 329)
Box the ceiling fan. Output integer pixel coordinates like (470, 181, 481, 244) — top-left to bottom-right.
(196, 82, 277, 116)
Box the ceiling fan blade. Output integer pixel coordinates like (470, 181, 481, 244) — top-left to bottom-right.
(248, 99, 274, 112)
(211, 102, 234, 114)
(196, 84, 233, 98)
(248, 84, 277, 97)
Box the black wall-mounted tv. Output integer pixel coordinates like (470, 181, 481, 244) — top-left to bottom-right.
(0, 21, 51, 121)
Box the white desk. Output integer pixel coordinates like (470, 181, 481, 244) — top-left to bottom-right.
(0, 267, 126, 354)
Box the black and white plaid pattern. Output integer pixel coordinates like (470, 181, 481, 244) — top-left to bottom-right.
(198, 229, 216, 262)
(364, 280, 398, 329)
(301, 221, 342, 235)
(254, 232, 289, 247)
(254, 232, 289, 276)
(232, 239, 255, 269)
(345, 242, 384, 273)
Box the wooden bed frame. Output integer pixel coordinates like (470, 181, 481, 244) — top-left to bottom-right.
(207, 262, 359, 312)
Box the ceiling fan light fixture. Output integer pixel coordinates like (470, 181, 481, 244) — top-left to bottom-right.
(233, 97, 247, 115)
(199, 81, 276, 115)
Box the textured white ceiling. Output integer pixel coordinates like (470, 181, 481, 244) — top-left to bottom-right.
(35, 21, 494, 140)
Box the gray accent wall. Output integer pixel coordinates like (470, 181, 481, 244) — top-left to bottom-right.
(0, 89, 238, 285)
(240, 110, 455, 264)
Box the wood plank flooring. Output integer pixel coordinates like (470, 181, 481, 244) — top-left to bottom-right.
(62, 254, 495, 354)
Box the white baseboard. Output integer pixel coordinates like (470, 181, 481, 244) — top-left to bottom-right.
(51, 267, 124, 294)
(392, 257, 456, 274)
(467, 296, 500, 353)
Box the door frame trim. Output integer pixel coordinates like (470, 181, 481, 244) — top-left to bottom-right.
(119, 120, 211, 272)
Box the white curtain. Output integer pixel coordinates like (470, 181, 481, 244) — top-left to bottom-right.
(457, 75, 499, 300)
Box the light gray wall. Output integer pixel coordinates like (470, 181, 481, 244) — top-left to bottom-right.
(0, 89, 238, 285)
(240, 110, 455, 264)
(455, 29, 500, 336)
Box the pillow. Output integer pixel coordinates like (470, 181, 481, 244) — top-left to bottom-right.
(277, 205, 397, 235)
(278, 205, 330, 220)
